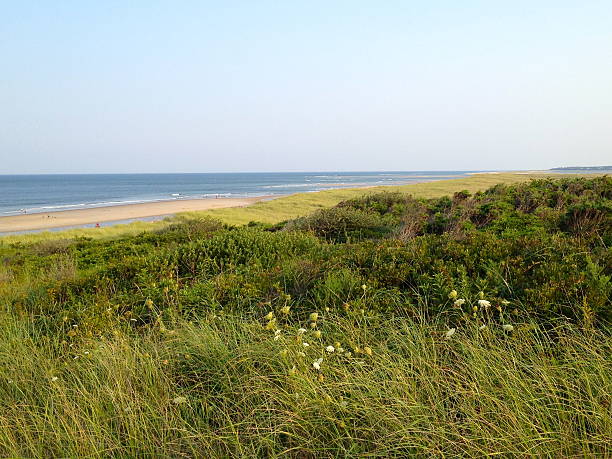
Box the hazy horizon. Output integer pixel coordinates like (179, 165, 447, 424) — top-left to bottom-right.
(2, 1, 611, 174)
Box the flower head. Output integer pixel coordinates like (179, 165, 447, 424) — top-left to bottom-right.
(297, 328, 307, 335)
(280, 305, 291, 315)
(502, 324, 514, 332)
(264, 311, 274, 321)
(313, 330, 322, 339)
(313, 357, 323, 370)
(448, 290, 458, 300)
(445, 328, 456, 339)
(478, 300, 491, 309)
(172, 396, 187, 405)
(364, 346, 373, 356)
(309, 312, 319, 322)
(454, 298, 466, 307)
(326, 345, 335, 353)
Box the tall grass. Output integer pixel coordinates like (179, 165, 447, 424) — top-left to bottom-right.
(0, 309, 609, 457)
(0, 175, 609, 456)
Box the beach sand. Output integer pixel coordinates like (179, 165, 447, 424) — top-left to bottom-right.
(0, 197, 267, 233)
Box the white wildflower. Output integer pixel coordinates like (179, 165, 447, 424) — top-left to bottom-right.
(478, 300, 491, 309)
(454, 299, 466, 307)
(297, 351, 306, 358)
(479, 324, 487, 330)
(326, 345, 335, 353)
(297, 328, 307, 335)
(445, 328, 457, 339)
(312, 357, 323, 370)
(302, 342, 310, 347)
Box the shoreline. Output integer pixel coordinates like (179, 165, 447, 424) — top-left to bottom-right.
(0, 197, 268, 233)
(0, 170, 595, 235)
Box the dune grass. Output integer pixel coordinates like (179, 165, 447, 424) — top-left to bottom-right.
(179, 172, 567, 226)
(0, 309, 609, 457)
(0, 175, 609, 456)
(0, 172, 565, 245)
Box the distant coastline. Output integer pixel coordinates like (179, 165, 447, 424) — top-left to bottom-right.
(0, 170, 581, 235)
(0, 171, 474, 218)
(550, 166, 612, 171)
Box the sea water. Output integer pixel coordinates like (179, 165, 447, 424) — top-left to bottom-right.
(0, 171, 476, 216)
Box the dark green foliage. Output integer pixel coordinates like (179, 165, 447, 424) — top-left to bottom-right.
(284, 206, 394, 242)
(1, 176, 610, 338)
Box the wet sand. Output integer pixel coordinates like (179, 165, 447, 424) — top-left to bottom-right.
(0, 197, 267, 232)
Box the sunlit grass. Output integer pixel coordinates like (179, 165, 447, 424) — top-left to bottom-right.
(0, 308, 609, 457)
(181, 172, 571, 225)
(0, 219, 175, 245)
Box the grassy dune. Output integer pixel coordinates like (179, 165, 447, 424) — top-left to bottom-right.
(194, 172, 565, 225)
(0, 174, 610, 456)
(1, 172, 566, 245)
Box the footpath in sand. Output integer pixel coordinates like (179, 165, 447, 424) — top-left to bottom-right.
(0, 197, 267, 233)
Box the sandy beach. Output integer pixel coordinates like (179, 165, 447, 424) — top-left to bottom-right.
(0, 197, 267, 233)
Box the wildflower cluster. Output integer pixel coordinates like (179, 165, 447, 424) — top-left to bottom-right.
(446, 289, 516, 337)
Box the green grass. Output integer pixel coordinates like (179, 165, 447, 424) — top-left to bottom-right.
(0, 174, 609, 456)
(0, 218, 175, 245)
(0, 309, 609, 457)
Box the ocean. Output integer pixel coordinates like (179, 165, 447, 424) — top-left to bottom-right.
(0, 171, 477, 217)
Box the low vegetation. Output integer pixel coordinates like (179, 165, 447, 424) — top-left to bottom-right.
(0, 176, 610, 456)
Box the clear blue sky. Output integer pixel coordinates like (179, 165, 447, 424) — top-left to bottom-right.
(1, 1, 611, 173)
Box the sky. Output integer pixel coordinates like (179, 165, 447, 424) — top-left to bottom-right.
(1, 1, 611, 174)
